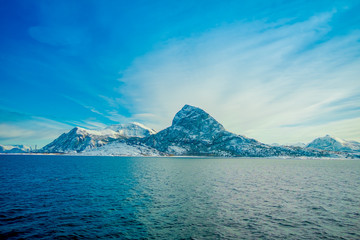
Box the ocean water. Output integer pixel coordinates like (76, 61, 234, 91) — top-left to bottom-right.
(0, 155, 359, 239)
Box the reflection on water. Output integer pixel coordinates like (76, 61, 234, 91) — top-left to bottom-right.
(0, 155, 359, 239)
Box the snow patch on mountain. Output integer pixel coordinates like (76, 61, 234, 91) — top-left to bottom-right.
(80, 141, 162, 156)
(106, 122, 156, 137)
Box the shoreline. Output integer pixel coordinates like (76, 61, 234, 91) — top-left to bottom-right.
(0, 152, 356, 160)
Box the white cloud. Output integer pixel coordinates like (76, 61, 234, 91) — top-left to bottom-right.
(0, 124, 35, 139)
(255, 117, 360, 145)
(0, 117, 72, 148)
(118, 12, 360, 143)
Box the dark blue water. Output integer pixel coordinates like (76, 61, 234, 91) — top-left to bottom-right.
(0, 155, 359, 239)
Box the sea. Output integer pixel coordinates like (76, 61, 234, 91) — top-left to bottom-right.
(0, 155, 359, 239)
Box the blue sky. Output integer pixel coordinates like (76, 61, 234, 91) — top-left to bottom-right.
(1, 0, 360, 147)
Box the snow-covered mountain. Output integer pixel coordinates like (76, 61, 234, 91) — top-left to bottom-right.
(0, 144, 30, 153)
(106, 122, 156, 137)
(37, 105, 358, 158)
(40, 123, 156, 153)
(81, 140, 162, 156)
(306, 135, 360, 153)
(140, 105, 331, 157)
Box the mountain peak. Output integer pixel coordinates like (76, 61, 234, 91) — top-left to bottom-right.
(172, 105, 225, 132)
(183, 104, 198, 110)
(71, 127, 85, 134)
(320, 135, 346, 144)
(306, 135, 360, 153)
(70, 127, 97, 136)
(173, 104, 202, 119)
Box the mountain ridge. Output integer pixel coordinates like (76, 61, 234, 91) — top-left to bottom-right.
(139, 105, 335, 157)
(18, 104, 359, 158)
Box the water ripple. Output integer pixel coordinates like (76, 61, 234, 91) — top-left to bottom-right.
(0, 155, 359, 239)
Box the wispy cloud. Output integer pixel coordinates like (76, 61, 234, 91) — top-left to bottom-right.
(1, 1, 359, 146)
(119, 10, 360, 143)
(257, 117, 360, 145)
(0, 110, 73, 147)
(62, 95, 105, 117)
(62, 95, 133, 126)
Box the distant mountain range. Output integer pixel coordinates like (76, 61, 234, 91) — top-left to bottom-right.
(33, 105, 359, 158)
(272, 142, 306, 148)
(0, 144, 30, 153)
(272, 135, 360, 153)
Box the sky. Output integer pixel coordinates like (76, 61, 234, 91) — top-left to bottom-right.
(0, 0, 360, 148)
